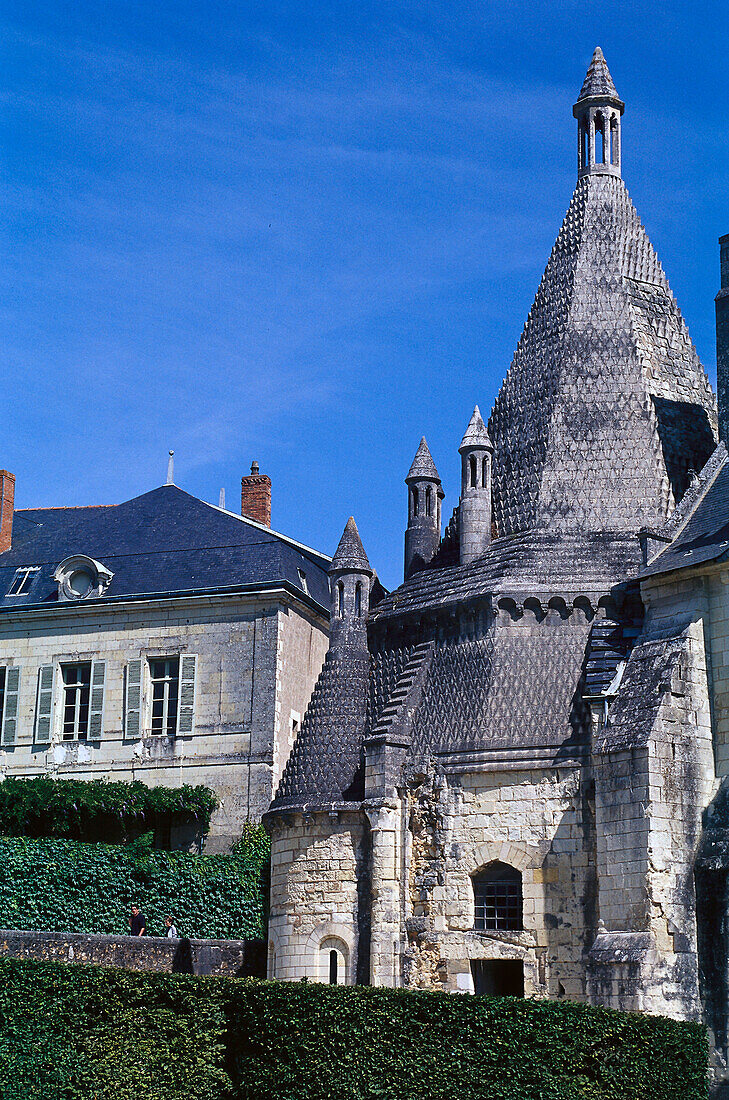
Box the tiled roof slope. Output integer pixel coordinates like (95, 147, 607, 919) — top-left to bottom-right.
(489, 173, 717, 539)
(371, 530, 642, 621)
(270, 651, 369, 809)
(0, 484, 331, 611)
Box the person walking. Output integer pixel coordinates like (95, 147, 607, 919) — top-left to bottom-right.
(164, 915, 178, 939)
(129, 903, 146, 937)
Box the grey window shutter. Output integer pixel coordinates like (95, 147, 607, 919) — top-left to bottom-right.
(177, 655, 197, 735)
(2, 667, 20, 746)
(125, 659, 142, 739)
(36, 665, 54, 741)
(88, 661, 106, 739)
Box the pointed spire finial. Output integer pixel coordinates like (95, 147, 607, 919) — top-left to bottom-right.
(406, 437, 441, 483)
(459, 406, 493, 453)
(573, 47, 624, 179)
(331, 516, 372, 574)
(166, 451, 174, 485)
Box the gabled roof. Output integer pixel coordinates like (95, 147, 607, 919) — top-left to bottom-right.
(406, 437, 440, 482)
(488, 172, 716, 539)
(0, 484, 331, 612)
(642, 445, 729, 577)
(331, 517, 371, 574)
(576, 46, 623, 105)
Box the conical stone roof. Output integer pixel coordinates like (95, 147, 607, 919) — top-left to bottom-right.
(576, 46, 622, 105)
(459, 406, 493, 452)
(330, 516, 371, 573)
(488, 172, 716, 539)
(406, 437, 440, 482)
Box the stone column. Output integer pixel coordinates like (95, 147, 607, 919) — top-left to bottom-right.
(366, 802, 403, 987)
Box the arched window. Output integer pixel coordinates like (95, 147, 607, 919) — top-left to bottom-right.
(472, 862, 523, 931)
(595, 117, 605, 164)
(580, 123, 588, 169)
(481, 456, 488, 488)
(354, 582, 362, 618)
(319, 937, 348, 985)
(469, 455, 477, 488)
(425, 485, 432, 517)
(337, 582, 344, 617)
(610, 117, 619, 166)
(413, 487, 419, 517)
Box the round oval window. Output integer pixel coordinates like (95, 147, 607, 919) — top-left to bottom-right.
(68, 570, 93, 597)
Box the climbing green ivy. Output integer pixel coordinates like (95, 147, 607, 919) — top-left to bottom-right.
(0, 825, 269, 940)
(0, 776, 219, 843)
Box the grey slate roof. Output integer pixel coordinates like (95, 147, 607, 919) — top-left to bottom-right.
(642, 445, 729, 577)
(489, 173, 716, 539)
(330, 516, 372, 574)
(459, 407, 492, 452)
(0, 484, 331, 612)
(576, 47, 622, 104)
(406, 438, 440, 482)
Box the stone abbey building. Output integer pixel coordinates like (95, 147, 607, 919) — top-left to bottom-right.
(265, 47, 729, 1063)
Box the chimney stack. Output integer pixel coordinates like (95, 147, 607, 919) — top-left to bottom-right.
(241, 461, 271, 527)
(717, 234, 729, 446)
(0, 471, 15, 554)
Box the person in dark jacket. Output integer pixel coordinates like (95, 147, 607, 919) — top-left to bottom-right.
(129, 903, 146, 936)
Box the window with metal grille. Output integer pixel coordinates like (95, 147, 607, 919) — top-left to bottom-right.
(6, 567, 40, 596)
(149, 657, 179, 736)
(61, 662, 92, 741)
(473, 862, 523, 931)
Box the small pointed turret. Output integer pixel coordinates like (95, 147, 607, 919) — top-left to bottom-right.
(329, 517, 372, 651)
(459, 407, 493, 565)
(404, 437, 443, 579)
(573, 47, 624, 178)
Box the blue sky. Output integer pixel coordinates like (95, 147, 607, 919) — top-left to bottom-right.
(2, 1, 728, 588)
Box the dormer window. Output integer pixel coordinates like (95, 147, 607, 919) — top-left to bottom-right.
(53, 556, 113, 602)
(297, 568, 309, 595)
(6, 566, 40, 596)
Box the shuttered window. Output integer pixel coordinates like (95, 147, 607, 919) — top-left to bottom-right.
(177, 655, 197, 735)
(149, 657, 179, 736)
(36, 665, 54, 742)
(1, 667, 20, 746)
(88, 661, 106, 739)
(125, 659, 142, 739)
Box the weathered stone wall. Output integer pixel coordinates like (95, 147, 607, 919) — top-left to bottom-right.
(0, 594, 327, 846)
(398, 765, 595, 999)
(267, 810, 367, 983)
(0, 927, 265, 976)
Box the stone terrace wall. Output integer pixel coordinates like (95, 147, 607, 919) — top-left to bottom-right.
(0, 929, 266, 977)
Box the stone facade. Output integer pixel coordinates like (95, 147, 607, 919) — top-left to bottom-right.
(264, 51, 729, 1087)
(0, 480, 330, 847)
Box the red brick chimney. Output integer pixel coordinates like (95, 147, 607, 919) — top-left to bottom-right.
(0, 471, 15, 553)
(241, 461, 271, 527)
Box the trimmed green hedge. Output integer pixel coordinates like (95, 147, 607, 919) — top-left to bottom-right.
(0, 958, 709, 1100)
(0, 827, 269, 940)
(0, 776, 219, 844)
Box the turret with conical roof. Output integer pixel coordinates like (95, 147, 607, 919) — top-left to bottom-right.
(489, 48, 716, 541)
(458, 406, 493, 564)
(404, 437, 443, 579)
(330, 516, 372, 652)
(573, 46, 624, 178)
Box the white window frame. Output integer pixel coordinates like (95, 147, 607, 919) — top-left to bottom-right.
(5, 567, 40, 597)
(142, 653, 197, 738)
(147, 656, 180, 737)
(59, 661, 93, 742)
